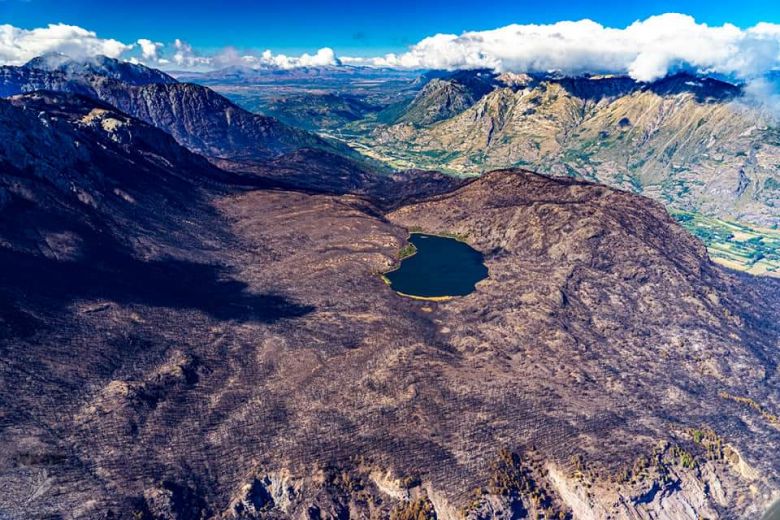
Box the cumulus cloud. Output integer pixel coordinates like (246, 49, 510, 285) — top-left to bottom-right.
(2, 15, 780, 82)
(364, 14, 780, 82)
(170, 38, 211, 68)
(0, 23, 132, 65)
(199, 45, 341, 69)
(291, 47, 341, 67)
(133, 38, 341, 70)
(0, 23, 340, 71)
(137, 38, 163, 61)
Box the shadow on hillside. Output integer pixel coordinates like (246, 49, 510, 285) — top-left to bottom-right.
(0, 247, 314, 325)
(553, 73, 741, 104)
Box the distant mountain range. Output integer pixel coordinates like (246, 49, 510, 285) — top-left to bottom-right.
(172, 63, 420, 83)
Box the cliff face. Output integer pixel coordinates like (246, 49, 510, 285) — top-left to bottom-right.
(84, 79, 358, 163)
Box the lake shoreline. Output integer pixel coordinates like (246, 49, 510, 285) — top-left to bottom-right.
(382, 232, 488, 299)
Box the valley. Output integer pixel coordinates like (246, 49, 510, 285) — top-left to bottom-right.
(673, 210, 780, 275)
(189, 69, 780, 277)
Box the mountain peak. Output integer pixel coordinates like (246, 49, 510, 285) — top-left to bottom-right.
(22, 53, 177, 86)
(22, 52, 72, 70)
(646, 72, 741, 102)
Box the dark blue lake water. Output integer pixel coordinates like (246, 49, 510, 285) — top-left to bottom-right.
(385, 233, 488, 298)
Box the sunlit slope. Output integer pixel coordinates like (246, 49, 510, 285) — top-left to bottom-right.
(369, 75, 780, 229)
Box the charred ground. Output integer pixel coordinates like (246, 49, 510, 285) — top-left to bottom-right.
(0, 85, 778, 520)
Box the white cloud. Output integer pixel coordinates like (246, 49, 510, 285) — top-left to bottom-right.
(202, 45, 340, 69)
(2, 15, 780, 81)
(739, 77, 780, 119)
(368, 14, 780, 81)
(137, 38, 163, 61)
(0, 23, 341, 71)
(297, 47, 340, 67)
(171, 38, 211, 68)
(141, 39, 340, 70)
(0, 23, 132, 65)
(260, 47, 340, 68)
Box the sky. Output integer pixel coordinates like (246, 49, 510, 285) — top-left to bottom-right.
(2, 0, 778, 56)
(1, 0, 780, 82)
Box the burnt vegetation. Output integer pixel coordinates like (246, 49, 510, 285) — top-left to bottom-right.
(0, 60, 777, 519)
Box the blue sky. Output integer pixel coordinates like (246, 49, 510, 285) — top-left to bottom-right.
(2, 0, 779, 56)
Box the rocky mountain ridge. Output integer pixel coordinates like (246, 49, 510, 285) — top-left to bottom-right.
(23, 53, 177, 85)
(380, 69, 500, 126)
(0, 91, 235, 254)
(0, 56, 365, 165)
(85, 78, 351, 162)
(368, 73, 779, 230)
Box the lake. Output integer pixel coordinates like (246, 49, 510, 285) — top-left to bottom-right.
(384, 233, 488, 299)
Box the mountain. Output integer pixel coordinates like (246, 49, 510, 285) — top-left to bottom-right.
(210, 67, 771, 230)
(0, 58, 778, 519)
(386, 78, 484, 126)
(0, 66, 94, 97)
(0, 57, 370, 166)
(84, 78, 355, 162)
(379, 69, 499, 126)
(0, 90, 255, 340)
(0, 53, 174, 101)
(0, 91, 232, 253)
(23, 53, 177, 85)
(2, 119, 778, 518)
(212, 67, 776, 275)
(369, 73, 780, 229)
